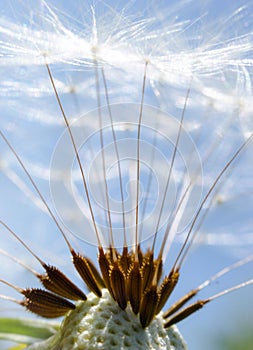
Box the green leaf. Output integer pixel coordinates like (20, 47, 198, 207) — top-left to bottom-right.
(0, 318, 59, 344)
(8, 345, 27, 350)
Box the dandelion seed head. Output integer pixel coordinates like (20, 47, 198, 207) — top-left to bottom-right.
(26, 289, 187, 350)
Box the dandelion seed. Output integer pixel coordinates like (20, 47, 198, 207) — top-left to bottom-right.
(0, 1, 253, 350)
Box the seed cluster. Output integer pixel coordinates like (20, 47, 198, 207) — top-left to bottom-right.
(19, 244, 206, 330)
(98, 246, 179, 328)
(26, 290, 187, 350)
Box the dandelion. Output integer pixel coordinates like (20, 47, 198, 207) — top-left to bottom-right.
(0, 1, 253, 349)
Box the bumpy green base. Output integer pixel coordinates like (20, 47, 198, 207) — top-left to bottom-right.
(26, 289, 187, 350)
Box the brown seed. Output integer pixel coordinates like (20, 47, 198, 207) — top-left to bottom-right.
(21, 288, 75, 318)
(156, 259, 163, 284)
(98, 247, 115, 299)
(71, 250, 102, 297)
(137, 245, 144, 266)
(110, 261, 127, 310)
(163, 289, 198, 319)
(108, 246, 118, 264)
(39, 264, 87, 301)
(139, 285, 158, 328)
(156, 269, 179, 314)
(127, 261, 142, 314)
(84, 257, 105, 288)
(141, 253, 155, 292)
(164, 299, 209, 328)
(119, 246, 132, 275)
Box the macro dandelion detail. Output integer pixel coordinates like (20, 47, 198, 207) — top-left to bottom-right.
(0, 1, 253, 350)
